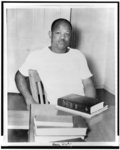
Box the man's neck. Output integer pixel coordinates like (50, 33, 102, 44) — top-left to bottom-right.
(49, 46, 69, 54)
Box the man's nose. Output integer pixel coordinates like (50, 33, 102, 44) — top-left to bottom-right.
(60, 34, 65, 39)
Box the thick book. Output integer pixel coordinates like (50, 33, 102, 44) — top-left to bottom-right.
(56, 105, 108, 118)
(34, 114, 88, 136)
(34, 127, 87, 136)
(34, 115, 73, 127)
(57, 94, 107, 114)
(34, 135, 85, 143)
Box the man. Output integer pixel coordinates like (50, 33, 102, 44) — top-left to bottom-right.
(15, 18, 96, 109)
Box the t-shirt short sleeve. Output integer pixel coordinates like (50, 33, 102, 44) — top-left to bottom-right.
(19, 52, 34, 76)
(78, 52, 93, 79)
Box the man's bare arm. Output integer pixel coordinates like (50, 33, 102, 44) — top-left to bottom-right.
(82, 77, 96, 98)
(15, 70, 36, 106)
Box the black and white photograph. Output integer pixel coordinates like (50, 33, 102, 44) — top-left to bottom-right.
(1, 1, 119, 148)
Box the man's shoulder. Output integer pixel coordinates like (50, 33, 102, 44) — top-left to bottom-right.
(29, 46, 49, 56)
(69, 47, 85, 57)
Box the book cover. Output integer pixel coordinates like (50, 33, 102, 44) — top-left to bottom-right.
(57, 94, 105, 114)
(34, 115, 73, 127)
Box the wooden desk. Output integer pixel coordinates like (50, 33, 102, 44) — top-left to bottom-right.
(86, 106, 115, 141)
(28, 104, 115, 143)
(8, 110, 29, 142)
(8, 110, 29, 129)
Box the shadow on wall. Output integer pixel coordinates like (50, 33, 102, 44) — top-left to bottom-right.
(70, 26, 97, 87)
(86, 57, 98, 87)
(70, 26, 82, 49)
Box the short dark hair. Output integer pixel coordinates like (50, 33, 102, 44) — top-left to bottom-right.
(51, 18, 72, 32)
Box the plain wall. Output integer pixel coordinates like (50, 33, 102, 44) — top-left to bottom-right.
(104, 8, 116, 94)
(71, 7, 116, 94)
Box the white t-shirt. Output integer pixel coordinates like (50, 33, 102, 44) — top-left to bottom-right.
(19, 47, 92, 104)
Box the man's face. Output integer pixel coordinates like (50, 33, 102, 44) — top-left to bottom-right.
(50, 23, 71, 52)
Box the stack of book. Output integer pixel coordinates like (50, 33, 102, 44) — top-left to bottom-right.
(34, 114, 88, 143)
(56, 94, 108, 118)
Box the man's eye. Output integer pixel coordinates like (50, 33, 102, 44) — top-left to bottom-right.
(56, 32, 60, 34)
(65, 33, 70, 37)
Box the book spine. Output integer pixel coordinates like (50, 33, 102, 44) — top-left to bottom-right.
(58, 99, 91, 113)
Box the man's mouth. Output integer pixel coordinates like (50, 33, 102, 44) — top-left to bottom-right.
(59, 40, 66, 44)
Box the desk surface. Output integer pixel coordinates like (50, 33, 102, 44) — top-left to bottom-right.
(28, 104, 115, 143)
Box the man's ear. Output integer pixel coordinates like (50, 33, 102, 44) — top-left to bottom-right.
(48, 31, 52, 39)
